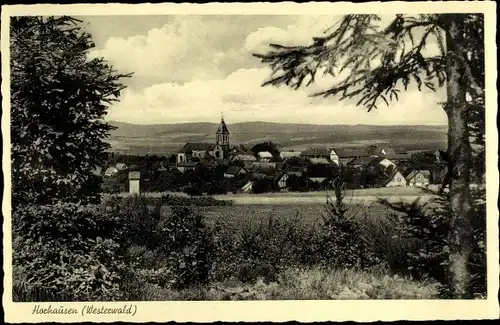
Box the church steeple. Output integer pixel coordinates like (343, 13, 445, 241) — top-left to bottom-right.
(216, 114, 230, 156)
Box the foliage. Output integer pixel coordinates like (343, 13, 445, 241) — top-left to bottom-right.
(10, 16, 130, 207)
(251, 141, 281, 159)
(12, 203, 126, 301)
(286, 174, 309, 192)
(320, 177, 382, 268)
(379, 188, 486, 297)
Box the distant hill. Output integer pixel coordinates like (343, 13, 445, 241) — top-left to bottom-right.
(107, 121, 448, 156)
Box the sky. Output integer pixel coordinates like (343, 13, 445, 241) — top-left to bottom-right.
(78, 15, 448, 125)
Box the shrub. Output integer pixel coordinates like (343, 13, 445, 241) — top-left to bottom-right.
(379, 188, 486, 297)
(12, 203, 126, 301)
(103, 196, 215, 291)
(318, 178, 381, 268)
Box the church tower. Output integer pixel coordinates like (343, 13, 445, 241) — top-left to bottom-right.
(216, 114, 230, 157)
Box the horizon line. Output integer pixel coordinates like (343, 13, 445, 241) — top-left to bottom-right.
(107, 120, 448, 127)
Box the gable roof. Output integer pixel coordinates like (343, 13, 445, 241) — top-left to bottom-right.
(382, 169, 403, 186)
(225, 165, 245, 175)
(310, 157, 332, 165)
(280, 151, 302, 159)
(348, 156, 380, 166)
(301, 148, 330, 157)
(334, 147, 370, 158)
(115, 163, 128, 170)
(177, 161, 200, 168)
(181, 142, 218, 153)
(232, 154, 256, 161)
(406, 169, 431, 180)
(216, 118, 229, 134)
(257, 151, 273, 158)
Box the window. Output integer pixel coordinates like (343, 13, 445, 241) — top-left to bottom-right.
(397, 178, 401, 182)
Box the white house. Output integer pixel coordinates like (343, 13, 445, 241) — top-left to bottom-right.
(241, 181, 253, 193)
(383, 170, 407, 187)
(277, 173, 289, 189)
(104, 166, 119, 177)
(115, 163, 128, 171)
(257, 151, 273, 162)
(406, 170, 431, 187)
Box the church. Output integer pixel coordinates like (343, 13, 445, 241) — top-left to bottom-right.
(176, 117, 230, 165)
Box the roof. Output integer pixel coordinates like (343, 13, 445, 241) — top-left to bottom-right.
(385, 153, 411, 160)
(257, 151, 273, 158)
(301, 148, 330, 157)
(177, 161, 200, 168)
(280, 151, 302, 159)
(225, 166, 245, 175)
(289, 166, 307, 173)
(216, 118, 229, 134)
(129, 171, 141, 180)
(310, 157, 332, 165)
(105, 166, 118, 172)
(249, 162, 277, 175)
(115, 163, 128, 170)
(348, 156, 380, 166)
(232, 154, 256, 161)
(180, 142, 216, 153)
(308, 177, 327, 183)
(406, 169, 431, 180)
(382, 169, 403, 186)
(334, 147, 370, 158)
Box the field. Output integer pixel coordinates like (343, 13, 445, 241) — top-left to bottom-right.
(107, 121, 447, 155)
(199, 202, 400, 228)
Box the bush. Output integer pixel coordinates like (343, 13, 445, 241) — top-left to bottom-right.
(12, 203, 126, 301)
(318, 180, 382, 269)
(379, 188, 486, 297)
(102, 196, 215, 292)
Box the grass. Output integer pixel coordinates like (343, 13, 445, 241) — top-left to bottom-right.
(135, 266, 440, 300)
(199, 202, 401, 228)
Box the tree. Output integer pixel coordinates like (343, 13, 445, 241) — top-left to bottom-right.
(254, 14, 484, 298)
(251, 141, 281, 159)
(11, 16, 131, 207)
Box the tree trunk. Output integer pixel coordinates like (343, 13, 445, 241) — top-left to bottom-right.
(444, 15, 474, 298)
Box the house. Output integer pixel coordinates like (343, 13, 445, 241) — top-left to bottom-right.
(231, 154, 257, 163)
(382, 169, 407, 187)
(301, 147, 339, 164)
(257, 151, 273, 162)
(288, 166, 307, 177)
(249, 162, 278, 174)
(334, 147, 371, 165)
(377, 158, 397, 169)
(406, 170, 431, 187)
(308, 177, 327, 184)
(348, 156, 380, 168)
(276, 172, 290, 189)
(241, 181, 253, 193)
(115, 163, 128, 171)
(156, 165, 169, 172)
(280, 151, 302, 160)
(224, 166, 247, 178)
(176, 161, 200, 173)
(310, 157, 332, 165)
(104, 166, 119, 177)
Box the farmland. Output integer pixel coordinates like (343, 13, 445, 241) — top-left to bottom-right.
(199, 201, 401, 228)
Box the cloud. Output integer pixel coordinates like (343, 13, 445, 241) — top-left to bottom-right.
(88, 16, 255, 87)
(107, 67, 447, 125)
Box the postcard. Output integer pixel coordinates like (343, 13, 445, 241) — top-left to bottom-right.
(2, 1, 498, 322)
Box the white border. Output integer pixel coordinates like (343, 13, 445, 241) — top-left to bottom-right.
(2, 2, 498, 322)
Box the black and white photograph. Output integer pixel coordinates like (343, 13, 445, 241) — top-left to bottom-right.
(2, 1, 498, 322)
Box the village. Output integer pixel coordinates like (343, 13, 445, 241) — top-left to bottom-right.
(98, 117, 450, 195)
